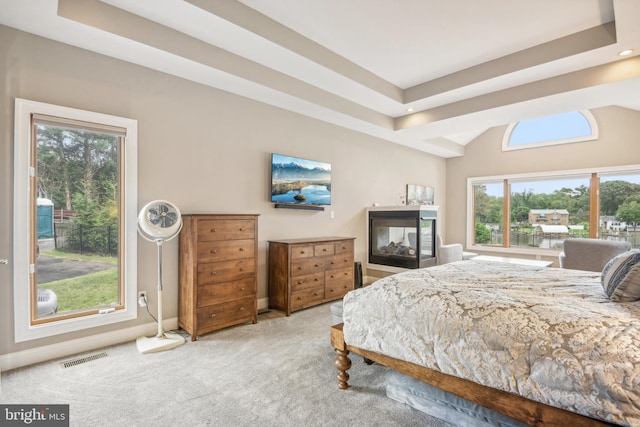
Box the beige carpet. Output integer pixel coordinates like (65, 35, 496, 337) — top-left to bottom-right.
(0, 303, 453, 426)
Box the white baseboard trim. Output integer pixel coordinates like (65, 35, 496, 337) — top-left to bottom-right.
(0, 318, 178, 372)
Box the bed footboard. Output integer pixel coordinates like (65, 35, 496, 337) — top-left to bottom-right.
(330, 323, 615, 427)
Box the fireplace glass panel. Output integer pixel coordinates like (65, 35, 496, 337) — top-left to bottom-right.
(368, 208, 436, 269)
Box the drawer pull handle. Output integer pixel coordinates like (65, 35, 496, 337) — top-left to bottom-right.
(330, 275, 335, 279)
(300, 250, 305, 254)
(239, 227, 246, 231)
(210, 250, 217, 254)
(239, 248, 244, 252)
(211, 228, 217, 232)
(313, 292, 319, 296)
(330, 261, 335, 265)
(322, 248, 327, 252)
(314, 278, 319, 281)
(211, 271, 217, 275)
(240, 267, 245, 271)
(240, 288, 245, 291)
(297, 280, 303, 284)
(210, 313, 216, 318)
(315, 264, 320, 267)
(239, 307, 245, 311)
(298, 266, 304, 270)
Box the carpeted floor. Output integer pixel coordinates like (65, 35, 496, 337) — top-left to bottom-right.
(0, 303, 453, 427)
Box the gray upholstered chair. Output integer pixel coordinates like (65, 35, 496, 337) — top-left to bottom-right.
(436, 234, 463, 265)
(436, 234, 478, 265)
(559, 238, 631, 272)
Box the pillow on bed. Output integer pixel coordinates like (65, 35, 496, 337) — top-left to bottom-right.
(601, 250, 640, 302)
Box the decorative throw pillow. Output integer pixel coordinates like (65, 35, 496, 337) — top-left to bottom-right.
(601, 250, 640, 302)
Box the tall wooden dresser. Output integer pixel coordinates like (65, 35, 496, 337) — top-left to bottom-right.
(268, 236, 355, 315)
(178, 214, 259, 340)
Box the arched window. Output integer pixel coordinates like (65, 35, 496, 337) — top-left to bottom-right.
(503, 110, 598, 151)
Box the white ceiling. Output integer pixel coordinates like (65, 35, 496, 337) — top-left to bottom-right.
(1, 0, 639, 157)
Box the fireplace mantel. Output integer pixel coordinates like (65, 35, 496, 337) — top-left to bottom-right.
(368, 205, 438, 211)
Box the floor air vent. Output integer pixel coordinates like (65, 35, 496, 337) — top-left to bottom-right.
(61, 352, 108, 368)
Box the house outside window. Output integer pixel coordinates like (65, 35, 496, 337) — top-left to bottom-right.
(529, 209, 569, 225)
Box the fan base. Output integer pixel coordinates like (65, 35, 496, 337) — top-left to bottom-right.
(136, 332, 185, 354)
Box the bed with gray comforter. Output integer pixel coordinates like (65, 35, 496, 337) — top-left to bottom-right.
(342, 260, 640, 426)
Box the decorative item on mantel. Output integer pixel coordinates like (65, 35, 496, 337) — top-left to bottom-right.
(406, 184, 434, 206)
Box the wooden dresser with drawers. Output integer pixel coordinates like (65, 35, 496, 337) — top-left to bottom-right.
(178, 214, 259, 340)
(268, 236, 355, 316)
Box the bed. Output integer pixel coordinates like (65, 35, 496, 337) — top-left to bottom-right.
(330, 259, 640, 426)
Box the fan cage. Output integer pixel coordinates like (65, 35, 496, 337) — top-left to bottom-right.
(137, 200, 182, 241)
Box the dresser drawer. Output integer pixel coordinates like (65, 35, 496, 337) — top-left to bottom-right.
(198, 259, 255, 285)
(291, 245, 314, 259)
(197, 297, 255, 330)
(335, 240, 354, 255)
(325, 266, 353, 283)
(198, 239, 254, 262)
(291, 272, 324, 291)
(197, 219, 255, 241)
(197, 278, 255, 307)
(324, 278, 352, 300)
(291, 287, 324, 311)
(326, 253, 353, 269)
(291, 257, 325, 277)
(314, 243, 334, 257)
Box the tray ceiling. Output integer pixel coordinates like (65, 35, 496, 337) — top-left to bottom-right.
(1, 0, 639, 157)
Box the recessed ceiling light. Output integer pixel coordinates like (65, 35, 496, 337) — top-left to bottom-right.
(407, 107, 414, 113)
(618, 49, 633, 56)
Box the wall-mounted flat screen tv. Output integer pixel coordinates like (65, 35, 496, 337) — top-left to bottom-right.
(271, 153, 332, 206)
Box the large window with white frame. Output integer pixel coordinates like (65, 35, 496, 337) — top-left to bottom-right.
(468, 166, 640, 254)
(14, 98, 138, 342)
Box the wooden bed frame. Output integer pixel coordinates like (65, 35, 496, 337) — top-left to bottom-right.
(331, 323, 617, 427)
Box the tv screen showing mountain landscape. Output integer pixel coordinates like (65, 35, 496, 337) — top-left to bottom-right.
(271, 154, 332, 205)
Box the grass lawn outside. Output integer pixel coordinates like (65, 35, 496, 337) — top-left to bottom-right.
(39, 249, 118, 313)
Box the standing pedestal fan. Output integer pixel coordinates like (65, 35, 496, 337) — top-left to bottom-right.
(136, 200, 185, 354)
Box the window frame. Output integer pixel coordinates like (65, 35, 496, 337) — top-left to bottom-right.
(502, 110, 598, 151)
(466, 165, 640, 256)
(13, 98, 138, 342)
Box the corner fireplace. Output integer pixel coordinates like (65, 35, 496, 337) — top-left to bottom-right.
(367, 206, 437, 270)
